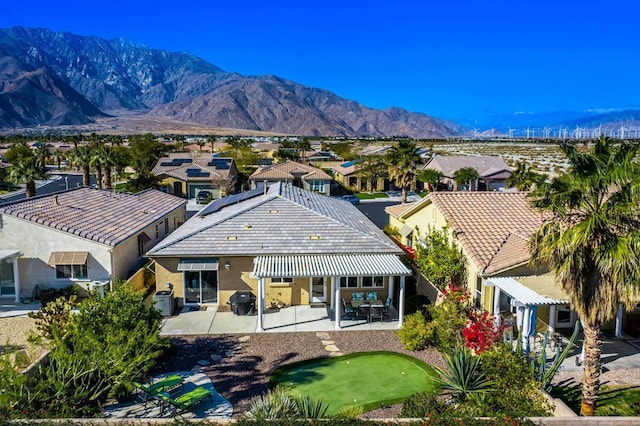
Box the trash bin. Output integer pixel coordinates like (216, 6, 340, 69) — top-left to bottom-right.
(154, 290, 174, 317)
(228, 291, 256, 315)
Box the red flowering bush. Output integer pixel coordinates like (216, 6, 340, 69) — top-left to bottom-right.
(463, 310, 504, 354)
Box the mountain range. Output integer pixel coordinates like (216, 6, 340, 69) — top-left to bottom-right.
(0, 26, 458, 137)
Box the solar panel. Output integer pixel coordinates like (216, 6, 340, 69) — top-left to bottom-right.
(199, 187, 265, 216)
(340, 159, 361, 167)
(160, 158, 193, 167)
(207, 158, 231, 169)
(186, 168, 210, 177)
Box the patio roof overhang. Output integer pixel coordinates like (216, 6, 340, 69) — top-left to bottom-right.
(0, 250, 22, 261)
(251, 254, 412, 278)
(485, 275, 570, 306)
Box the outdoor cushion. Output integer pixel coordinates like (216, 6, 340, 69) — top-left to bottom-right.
(352, 292, 364, 301)
(134, 374, 184, 401)
(159, 386, 213, 413)
(366, 291, 378, 300)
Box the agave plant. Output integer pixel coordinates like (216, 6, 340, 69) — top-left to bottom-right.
(245, 387, 331, 420)
(432, 347, 495, 402)
(296, 395, 330, 418)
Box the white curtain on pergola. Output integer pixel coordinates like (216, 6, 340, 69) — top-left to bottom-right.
(251, 254, 412, 331)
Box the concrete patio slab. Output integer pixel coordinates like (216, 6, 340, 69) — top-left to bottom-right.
(160, 308, 216, 336)
(103, 371, 232, 419)
(209, 311, 257, 334)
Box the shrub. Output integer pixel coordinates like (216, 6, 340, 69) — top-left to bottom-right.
(39, 285, 78, 307)
(415, 226, 467, 290)
(399, 391, 447, 418)
(404, 294, 430, 315)
(462, 311, 503, 354)
(396, 312, 433, 351)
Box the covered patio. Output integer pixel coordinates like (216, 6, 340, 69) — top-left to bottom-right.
(251, 254, 412, 331)
(0, 250, 22, 303)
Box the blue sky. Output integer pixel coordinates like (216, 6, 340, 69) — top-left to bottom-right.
(2, 0, 639, 124)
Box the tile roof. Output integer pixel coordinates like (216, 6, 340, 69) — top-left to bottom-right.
(425, 155, 512, 179)
(152, 153, 235, 181)
(148, 182, 401, 257)
(250, 161, 331, 181)
(385, 202, 418, 218)
(397, 192, 543, 275)
(0, 188, 186, 247)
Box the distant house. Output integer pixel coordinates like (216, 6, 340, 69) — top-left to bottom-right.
(249, 160, 333, 195)
(152, 153, 238, 199)
(147, 183, 410, 331)
(0, 188, 186, 302)
(423, 155, 512, 191)
(386, 191, 579, 336)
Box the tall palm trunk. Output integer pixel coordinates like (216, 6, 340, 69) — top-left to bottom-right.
(82, 166, 90, 187)
(580, 322, 602, 416)
(103, 166, 112, 189)
(95, 165, 103, 189)
(401, 187, 407, 203)
(25, 180, 36, 198)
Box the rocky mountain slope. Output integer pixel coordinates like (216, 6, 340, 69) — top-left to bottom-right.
(0, 26, 458, 137)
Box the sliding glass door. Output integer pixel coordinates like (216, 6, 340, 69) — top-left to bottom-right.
(184, 270, 218, 304)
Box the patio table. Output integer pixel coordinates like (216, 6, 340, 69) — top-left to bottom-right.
(351, 299, 383, 308)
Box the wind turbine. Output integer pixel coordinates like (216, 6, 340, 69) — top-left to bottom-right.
(473, 128, 479, 139)
(525, 127, 531, 139)
(543, 127, 551, 139)
(508, 127, 515, 139)
(619, 124, 627, 140)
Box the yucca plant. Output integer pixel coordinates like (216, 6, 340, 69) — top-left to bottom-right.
(296, 395, 330, 418)
(432, 347, 495, 402)
(245, 387, 297, 420)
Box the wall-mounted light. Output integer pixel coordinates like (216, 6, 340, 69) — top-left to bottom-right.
(224, 262, 230, 271)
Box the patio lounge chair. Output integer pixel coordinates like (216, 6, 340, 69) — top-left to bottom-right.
(158, 386, 213, 415)
(341, 297, 357, 320)
(133, 374, 184, 403)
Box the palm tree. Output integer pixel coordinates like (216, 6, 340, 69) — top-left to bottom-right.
(528, 136, 640, 416)
(8, 156, 47, 198)
(385, 140, 424, 203)
(34, 143, 51, 174)
(69, 145, 92, 187)
(89, 144, 104, 189)
(356, 155, 387, 192)
(95, 144, 117, 189)
(506, 161, 546, 190)
(453, 167, 480, 191)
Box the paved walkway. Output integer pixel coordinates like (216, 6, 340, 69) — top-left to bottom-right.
(160, 304, 400, 336)
(103, 371, 233, 419)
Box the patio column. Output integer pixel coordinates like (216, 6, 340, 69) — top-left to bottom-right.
(329, 276, 335, 312)
(334, 277, 341, 330)
(397, 275, 405, 328)
(615, 303, 624, 338)
(492, 287, 501, 329)
(548, 305, 556, 332)
(387, 275, 394, 301)
(256, 278, 265, 332)
(521, 306, 532, 355)
(12, 255, 20, 303)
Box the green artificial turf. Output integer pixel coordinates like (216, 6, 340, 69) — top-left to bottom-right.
(270, 351, 439, 415)
(355, 192, 388, 199)
(552, 385, 640, 416)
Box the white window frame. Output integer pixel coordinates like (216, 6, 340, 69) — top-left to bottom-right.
(55, 264, 88, 280)
(362, 276, 384, 288)
(308, 180, 326, 193)
(339, 276, 358, 288)
(271, 277, 294, 284)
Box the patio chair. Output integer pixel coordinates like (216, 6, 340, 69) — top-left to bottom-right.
(133, 374, 184, 403)
(356, 304, 371, 323)
(365, 291, 378, 301)
(369, 304, 385, 322)
(341, 297, 357, 320)
(383, 297, 392, 319)
(351, 292, 364, 302)
(158, 386, 213, 415)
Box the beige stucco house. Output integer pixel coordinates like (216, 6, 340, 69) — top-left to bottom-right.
(249, 160, 333, 195)
(386, 191, 579, 339)
(0, 188, 186, 302)
(148, 182, 411, 331)
(423, 155, 512, 191)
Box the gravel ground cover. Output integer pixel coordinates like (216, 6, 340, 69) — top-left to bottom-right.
(152, 330, 446, 418)
(0, 316, 47, 361)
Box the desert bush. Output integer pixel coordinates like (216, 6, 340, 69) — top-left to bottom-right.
(397, 311, 433, 351)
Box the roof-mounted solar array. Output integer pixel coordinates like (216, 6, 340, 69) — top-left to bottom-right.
(199, 187, 265, 216)
(160, 158, 193, 167)
(186, 168, 211, 177)
(207, 158, 232, 169)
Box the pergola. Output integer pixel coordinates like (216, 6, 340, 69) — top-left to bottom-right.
(252, 254, 412, 331)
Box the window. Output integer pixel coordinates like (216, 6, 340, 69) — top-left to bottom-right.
(308, 180, 325, 193)
(271, 277, 294, 284)
(474, 288, 482, 309)
(164, 218, 169, 236)
(340, 276, 358, 288)
(155, 223, 160, 239)
(362, 276, 384, 288)
(56, 264, 88, 280)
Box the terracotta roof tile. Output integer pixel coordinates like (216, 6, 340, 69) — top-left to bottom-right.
(250, 161, 331, 180)
(428, 191, 543, 274)
(385, 202, 418, 218)
(425, 155, 512, 178)
(0, 188, 185, 247)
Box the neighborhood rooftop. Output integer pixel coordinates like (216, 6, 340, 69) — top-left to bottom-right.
(425, 154, 512, 178)
(0, 188, 186, 247)
(152, 153, 235, 181)
(148, 182, 401, 257)
(249, 160, 332, 181)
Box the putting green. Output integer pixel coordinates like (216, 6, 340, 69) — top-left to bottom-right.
(269, 351, 439, 414)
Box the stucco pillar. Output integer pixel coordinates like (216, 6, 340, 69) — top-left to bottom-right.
(387, 275, 394, 301)
(12, 255, 20, 303)
(398, 275, 405, 328)
(615, 303, 624, 338)
(256, 278, 265, 332)
(521, 306, 532, 355)
(334, 277, 341, 330)
(548, 305, 556, 332)
(329, 276, 335, 312)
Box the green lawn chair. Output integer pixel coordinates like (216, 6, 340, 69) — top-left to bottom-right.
(133, 374, 184, 403)
(158, 386, 213, 415)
